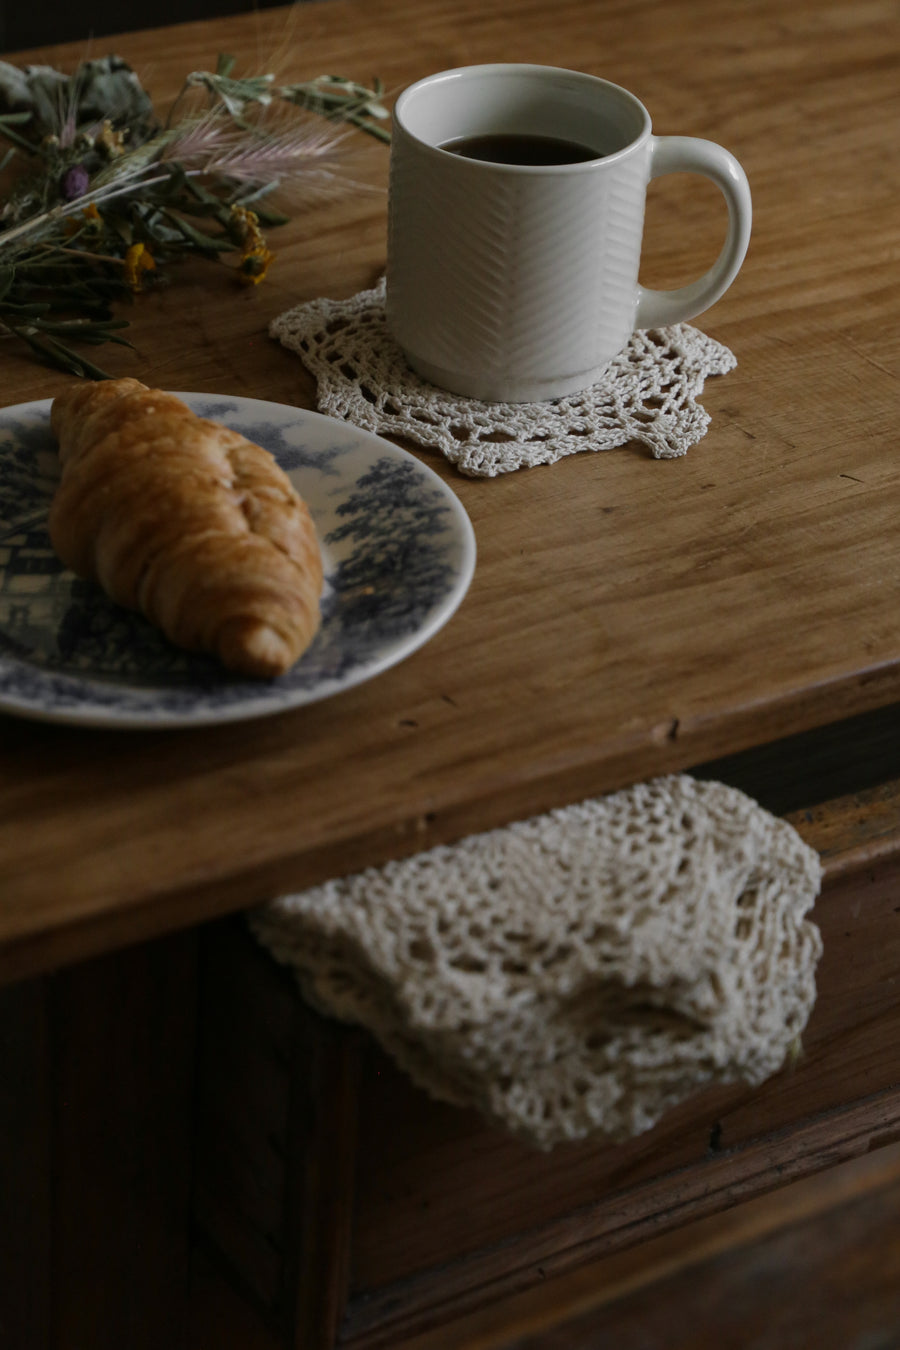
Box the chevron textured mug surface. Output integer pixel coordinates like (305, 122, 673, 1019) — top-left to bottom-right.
(386, 64, 752, 403)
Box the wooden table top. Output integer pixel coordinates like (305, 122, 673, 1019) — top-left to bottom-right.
(1, 0, 898, 982)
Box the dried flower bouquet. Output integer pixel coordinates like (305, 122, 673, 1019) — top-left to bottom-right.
(0, 53, 389, 377)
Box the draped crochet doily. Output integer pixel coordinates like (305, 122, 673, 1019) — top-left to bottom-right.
(269, 278, 737, 477)
(251, 775, 822, 1149)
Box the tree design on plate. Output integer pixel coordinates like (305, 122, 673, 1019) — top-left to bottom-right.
(327, 456, 456, 635)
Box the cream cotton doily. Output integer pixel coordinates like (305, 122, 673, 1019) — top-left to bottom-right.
(250, 775, 822, 1149)
(269, 278, 737, 477)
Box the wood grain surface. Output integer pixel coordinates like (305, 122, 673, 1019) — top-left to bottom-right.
(1, 0, 899, 978)
(390, 1143, 900, 1350)
(184, 1142, 900, 1350)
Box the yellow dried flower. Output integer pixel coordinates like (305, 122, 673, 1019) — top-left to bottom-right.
(64, 202, 103, 237)
(230, 204, 263, 241)
(123, 242, 156, 291)
(96, 120, 127, 157)
(230, 205, 275, 285)
(238, 245, 276, 285)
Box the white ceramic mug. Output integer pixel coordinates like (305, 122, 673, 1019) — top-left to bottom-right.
(386, 64, 752, 403)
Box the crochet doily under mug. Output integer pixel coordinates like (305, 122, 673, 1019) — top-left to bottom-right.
(269, 277, 737, 477)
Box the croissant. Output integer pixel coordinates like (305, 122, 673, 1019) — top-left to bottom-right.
(49, 378, 323, 679)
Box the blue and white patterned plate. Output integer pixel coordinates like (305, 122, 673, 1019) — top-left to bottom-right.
(0, 392, 476, 727)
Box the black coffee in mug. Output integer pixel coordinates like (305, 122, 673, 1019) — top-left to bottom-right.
(441, 132, 603, 165)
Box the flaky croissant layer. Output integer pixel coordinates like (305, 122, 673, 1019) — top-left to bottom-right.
(49, 378, 324, 678)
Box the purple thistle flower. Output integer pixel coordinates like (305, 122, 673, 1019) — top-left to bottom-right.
(60, 164, 91, 200)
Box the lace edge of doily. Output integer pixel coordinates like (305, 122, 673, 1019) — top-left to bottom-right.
(269, 286, 737, 478)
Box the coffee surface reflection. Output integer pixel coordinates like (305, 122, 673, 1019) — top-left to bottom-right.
(441, 132, 603, 165)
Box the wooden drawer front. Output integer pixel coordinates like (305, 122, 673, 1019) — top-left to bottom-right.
(192, 921, 360, 1347)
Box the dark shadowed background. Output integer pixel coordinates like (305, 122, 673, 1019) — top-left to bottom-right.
(1, 1, 294, 52)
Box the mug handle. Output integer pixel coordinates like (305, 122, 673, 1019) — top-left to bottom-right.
(634, 136, 752, 330)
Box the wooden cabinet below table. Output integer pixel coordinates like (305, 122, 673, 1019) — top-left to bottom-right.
(3, 762, 900, 1350)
